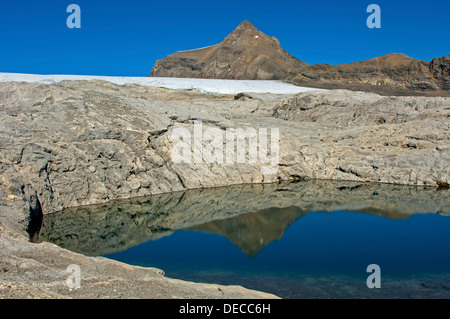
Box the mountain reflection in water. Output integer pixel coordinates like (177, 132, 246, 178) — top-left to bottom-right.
(188, 206, 306, 257)
(37, 180, 448, 257)
(36, 180, 450, 298)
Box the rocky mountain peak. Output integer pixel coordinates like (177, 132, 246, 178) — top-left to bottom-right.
(227, 20, 264, 40)
(150, 20, 308, 80)
(235, 20, 258, 31)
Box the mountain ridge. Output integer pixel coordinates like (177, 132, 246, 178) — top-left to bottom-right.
(291, 52, 450, 96)
(150, 20, 450, 96)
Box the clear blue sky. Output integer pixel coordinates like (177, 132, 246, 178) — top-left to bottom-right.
(1, 0, 449, 76)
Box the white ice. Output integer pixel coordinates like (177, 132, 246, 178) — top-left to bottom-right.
(0, 72, 323, 95)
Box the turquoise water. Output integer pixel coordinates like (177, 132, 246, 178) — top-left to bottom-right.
(103, 210, 450, 298)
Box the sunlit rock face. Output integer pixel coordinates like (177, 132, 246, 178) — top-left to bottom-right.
(150, 20, 308, 80)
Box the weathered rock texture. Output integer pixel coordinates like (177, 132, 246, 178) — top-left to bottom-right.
(0, 80, 449, 219)
(150, 21, 450, 96)
(150, 20, 308, 80)
(0, 79, 449, 298)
